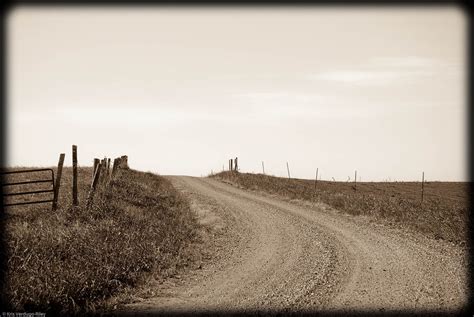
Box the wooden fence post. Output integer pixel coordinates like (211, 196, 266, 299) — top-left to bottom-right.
(107, 158, 111, 179)
(72, 145, 78, 206)
(314, 168, 318, 190)
(354, 170, 357, 191)
(313, 168, 319, 203)
(230, 159, 233, 172)
(235, 157, 238, 172)
(99, 159, 103, 182)
(262, 161, 265, 175)
(421, 171, 425, 203)
(100, 158, 106, 183)
(105, 157, 109, 180)
(86, 162, 102, 209)
(111, 158, 118, 177)
(93, 158, 100, 179)
(286, 162, 291, 179)
(52, 153, 65, 211)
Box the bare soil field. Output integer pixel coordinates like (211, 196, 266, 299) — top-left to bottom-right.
(211, 172, 469, 245)
(1, 167, 202, 315)
(122, 176, 468, 315)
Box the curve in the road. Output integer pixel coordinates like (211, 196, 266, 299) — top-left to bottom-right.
(124, 176, 468, 314)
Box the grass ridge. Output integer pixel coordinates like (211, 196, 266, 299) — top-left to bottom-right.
(2, 167, 201, 315)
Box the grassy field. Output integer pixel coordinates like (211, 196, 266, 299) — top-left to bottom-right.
(1, 166, 202, 315)
(211, 171, 469, 245)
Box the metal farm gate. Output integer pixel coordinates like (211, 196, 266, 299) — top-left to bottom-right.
(1, 168, 56, 210)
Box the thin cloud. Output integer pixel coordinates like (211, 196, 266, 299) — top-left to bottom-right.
(311, 70, 404, 85)
(369, 56, 441, 68)
(308, 56, 447, 86)
(235, 92, 328, 104)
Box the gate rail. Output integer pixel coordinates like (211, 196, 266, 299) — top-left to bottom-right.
(1, 168, 55, 207)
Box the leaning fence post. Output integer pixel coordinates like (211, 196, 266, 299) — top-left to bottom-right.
(72, 145, 78, 206)
(86, 162, 102, 209)
(286, 162, 291, 179)
(262, 161, 265, 175)
(52, 153, 65, 211)
(93, 158, 100, 179)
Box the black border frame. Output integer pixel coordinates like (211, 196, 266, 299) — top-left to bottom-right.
(0, 2, 471, 316)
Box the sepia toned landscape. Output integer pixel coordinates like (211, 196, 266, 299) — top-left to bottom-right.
(1, 154, 469, 315)
(2, 5, 470, 317)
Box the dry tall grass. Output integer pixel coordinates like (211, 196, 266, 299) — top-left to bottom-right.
(211, 172, 469, 245)
(2, 167, 201, 315)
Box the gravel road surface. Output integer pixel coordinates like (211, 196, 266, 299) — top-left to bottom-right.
(123, 176, 468, 315)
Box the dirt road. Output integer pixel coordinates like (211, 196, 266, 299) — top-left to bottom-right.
(124, 176, 468, 314)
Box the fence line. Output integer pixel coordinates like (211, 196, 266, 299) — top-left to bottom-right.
(2, 146, 129, 211)
(216, 160, 432, 203)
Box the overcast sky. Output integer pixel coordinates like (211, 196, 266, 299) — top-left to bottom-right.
(7, 6, 467, 181)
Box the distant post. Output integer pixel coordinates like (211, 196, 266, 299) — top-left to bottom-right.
(230, 159, 234, 172)
(235, 157, 238, 172)
(72, 145, 78, 206)
(262, 161, 265, 175)
(354, 170, 357, 191)
(107, 158, 111, 179)
(421, 171, 425, 203)
(314, 168, 318, 190)
(286, 162, 291, 179)
(52, 153, 65, 211)
(313, 168, 319, 203)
